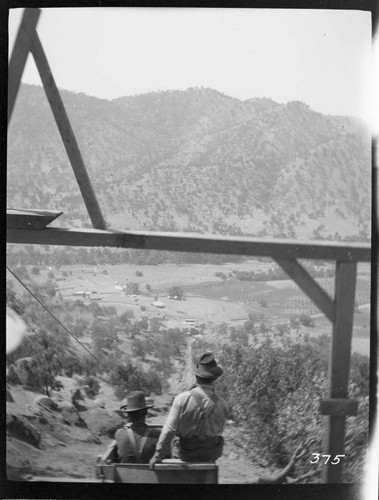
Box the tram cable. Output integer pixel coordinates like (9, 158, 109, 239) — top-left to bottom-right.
(6, 265, 107, 371)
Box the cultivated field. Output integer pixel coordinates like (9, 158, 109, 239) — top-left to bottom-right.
(35, 260, 370, 356)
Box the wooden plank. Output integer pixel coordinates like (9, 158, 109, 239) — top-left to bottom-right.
(322, 261, 357, 483)
(8, 8, 41, 124)
(7, 209, 62, 229)
(97, 463, 217, 484)
(7, 227, 371, 261)
(29, 477, 113, 482)
(319, 399, 358, 417)
(29, 33, 107, 230)
(275, 258, 335, 322)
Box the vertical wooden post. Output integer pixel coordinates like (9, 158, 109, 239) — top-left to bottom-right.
(322, 261, 357, 483)
(8, 8, 41, 124)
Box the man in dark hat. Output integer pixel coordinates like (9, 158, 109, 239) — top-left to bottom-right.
(114, 391, 161, 463)
(149, 352, 229, 467)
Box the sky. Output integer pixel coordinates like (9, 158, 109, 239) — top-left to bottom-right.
(8, 8, 375, 128)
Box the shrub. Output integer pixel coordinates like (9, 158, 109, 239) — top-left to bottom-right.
(215, 272, 227, 279)
(109, 362, 162, 399)
(126, 282, 140, 295)
(167, 286, 183, 299)
(216, 333, 369, 481)
(78, 376, 100, 399)
(298, 313, 315, 327)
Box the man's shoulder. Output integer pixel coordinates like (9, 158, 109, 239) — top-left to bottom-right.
(211, 391, 229, 412)
(114, 426, 128, 440)
(178, 389, 193, 398)
(172, 390, 193, 405)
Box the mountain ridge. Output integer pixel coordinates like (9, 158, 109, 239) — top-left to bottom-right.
(7, 84, 371, 240)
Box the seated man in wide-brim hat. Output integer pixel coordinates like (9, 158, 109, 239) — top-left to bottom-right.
(149, 352, 229, 467)
(114, 391, 161, 464)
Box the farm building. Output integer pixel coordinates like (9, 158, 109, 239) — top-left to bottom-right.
(152, 300, 165, 309)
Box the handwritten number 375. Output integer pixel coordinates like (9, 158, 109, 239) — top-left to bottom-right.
(310, 454, 345, 465)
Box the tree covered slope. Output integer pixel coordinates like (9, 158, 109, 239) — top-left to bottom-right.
(7, 84, 371, 239)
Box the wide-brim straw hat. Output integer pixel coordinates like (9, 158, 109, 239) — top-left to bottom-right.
(193, 352, 223, 379)
(119, 391, 154, 412)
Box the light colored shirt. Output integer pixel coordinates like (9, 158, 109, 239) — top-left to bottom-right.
(114, 423, 161, 463)
(154, 384, 229, 459)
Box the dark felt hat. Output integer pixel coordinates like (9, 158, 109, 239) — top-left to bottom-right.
(119, 391, 154, 412)
(193, 352, 223, 379)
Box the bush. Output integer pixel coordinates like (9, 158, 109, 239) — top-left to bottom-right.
(109, 362, 162, 399)
(14, 265, 30, 281)
(6, 288, 25, 316)
(167, 286, 183, 299)
(78, 376, 100, 399)
(126, 282, 139, 295)
(215, 272, 227, 279)
(298, 313, 315, 327)
(216, 333, 369, 480)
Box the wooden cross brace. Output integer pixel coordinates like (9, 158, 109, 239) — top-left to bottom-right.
(8, 8, 107, 230)
(275, 257, 361, 483)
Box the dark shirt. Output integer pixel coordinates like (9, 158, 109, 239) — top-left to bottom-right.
(114, 423, 161, 463)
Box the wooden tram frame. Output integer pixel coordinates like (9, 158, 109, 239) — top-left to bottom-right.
(6, 8, 372, 484)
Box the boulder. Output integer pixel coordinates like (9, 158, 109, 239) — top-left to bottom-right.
(34, 395, 59, 410)
(6, 414, 41, 448)
(9, 357, 39, 387)
(6, 389, 14, 402)
(83, 407, 124, 437)
(58, 402, 87, 428)
(92, 398, 106, 409)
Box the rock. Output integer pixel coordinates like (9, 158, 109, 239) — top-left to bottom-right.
(9, 357, 39, 386)
(83, 408, 124, 437)
(6, 389, 14, 402)
(6, 464, 31, 481)
(86, 433, 102, 444)
(58, 402, 87, 428)
(92, 399, 106, 409)
(6, 414, 41, 448)
(34, 395, 59, 410)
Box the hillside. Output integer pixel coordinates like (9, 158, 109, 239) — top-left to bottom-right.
(7, 84, 371, 239)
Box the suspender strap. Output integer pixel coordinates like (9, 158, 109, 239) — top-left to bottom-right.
(125, 427, 152, 463)
(190, 388, 215, 419)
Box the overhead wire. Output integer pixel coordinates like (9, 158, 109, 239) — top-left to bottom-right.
(6, 265, 107, 370)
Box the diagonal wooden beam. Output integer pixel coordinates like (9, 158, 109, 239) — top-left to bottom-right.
(8, 8, 41, 124)
(28, 32, 107, 230)
(274, 258, 335, 322)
